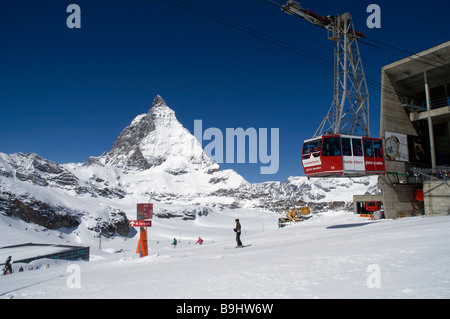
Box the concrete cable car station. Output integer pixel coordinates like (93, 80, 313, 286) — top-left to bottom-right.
(373, 40, 450, 219)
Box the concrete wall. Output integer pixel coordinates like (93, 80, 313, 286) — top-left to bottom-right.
(380, 70, 418, 138)
(378, 175, 424, 218)
(424, 180, 450, 216)
(378, 70, 421, 219)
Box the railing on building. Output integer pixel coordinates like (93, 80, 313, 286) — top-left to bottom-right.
(402, 96, 450, 113)
(408, 166, 450, 183)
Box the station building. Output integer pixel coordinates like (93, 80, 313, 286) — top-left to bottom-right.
(376, 40, 450, 218)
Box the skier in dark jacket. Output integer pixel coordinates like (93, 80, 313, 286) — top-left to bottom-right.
(3, 256, 12, 275)
(234, 219, 243, 247)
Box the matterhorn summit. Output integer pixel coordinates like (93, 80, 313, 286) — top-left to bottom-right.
(92, 95, 215, 172)
(78, 95, 247, 197)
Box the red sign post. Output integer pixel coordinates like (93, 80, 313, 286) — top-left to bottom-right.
(132, 203, 153, 258)
(137, 203, 153, 220)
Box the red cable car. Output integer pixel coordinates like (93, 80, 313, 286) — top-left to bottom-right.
(278, 1, 385, 179)
(302, 135, 385, 178)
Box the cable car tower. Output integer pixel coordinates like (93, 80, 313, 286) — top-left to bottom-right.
(281, 0, 369, 137)
(278, 0, 385, 178)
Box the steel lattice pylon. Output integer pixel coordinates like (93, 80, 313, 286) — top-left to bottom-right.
(281, 1, 370, 137)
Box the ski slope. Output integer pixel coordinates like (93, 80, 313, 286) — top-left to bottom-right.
(1, 210, 450, 299)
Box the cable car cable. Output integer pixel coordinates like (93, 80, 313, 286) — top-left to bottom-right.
(360, 38, 450, 71)
(161, 0, 333, 71)
(363, 37, 450, 70)
(159, 0, 410, 99)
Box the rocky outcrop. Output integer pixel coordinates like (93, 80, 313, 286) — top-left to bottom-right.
(87, 210, 131, 238)
(155, 206, 212, 221)
(0, 191, 80, 230)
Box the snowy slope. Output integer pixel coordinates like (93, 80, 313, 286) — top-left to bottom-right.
(1, 211, 450, 299)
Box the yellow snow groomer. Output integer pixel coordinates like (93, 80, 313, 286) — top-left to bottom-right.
(278, 207, 311, 228)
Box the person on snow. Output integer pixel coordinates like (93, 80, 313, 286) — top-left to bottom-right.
(171, 237, 178, 248)
(234, 219, 243, 247)
(3, 256, 13, 275)
(195, 237, 203, 245)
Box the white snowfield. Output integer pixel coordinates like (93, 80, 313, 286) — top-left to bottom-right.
(1, 210, 449, 299)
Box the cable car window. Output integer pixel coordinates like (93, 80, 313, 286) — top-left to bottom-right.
(302, 139, 321, 159)
(363, 139, 374, 157)
(352, 138, 363, 156)
(322, 137, 341, 156)
(373, 139, 383, 158)
(342, 138, 352, 156)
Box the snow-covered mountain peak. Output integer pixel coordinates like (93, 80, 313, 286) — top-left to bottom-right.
(89, 95, 214, 171)
(148, 94, 177, 128)
(148, 96, 184, 134)
(150, 94, 167, 109)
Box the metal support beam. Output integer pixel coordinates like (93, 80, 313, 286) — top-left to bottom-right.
(314, 13, 370, 137)
(424, 71, 437, 169)
(280, 1, 370, 137)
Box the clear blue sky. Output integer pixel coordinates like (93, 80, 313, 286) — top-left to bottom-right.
(0, 0, 449, 183)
